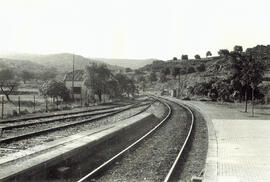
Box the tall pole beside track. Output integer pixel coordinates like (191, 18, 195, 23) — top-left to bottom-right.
(1, 96, 4, 119)
(72, 54, 75, 102)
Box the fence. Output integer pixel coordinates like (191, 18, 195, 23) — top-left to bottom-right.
(0, 94, 81, 119)
(0, 91, 113, 120)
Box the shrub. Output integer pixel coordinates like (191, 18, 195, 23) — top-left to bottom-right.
(182, 96, 191, 100)
(194, 54, 201, 59)
(196, 64, 206, 72)
(62, 106, 71, 110)
(21, 109, 30, 115)
(187, 66, 196, 73)
(49, 108, 60, 112)
(12, 110, 18, 116)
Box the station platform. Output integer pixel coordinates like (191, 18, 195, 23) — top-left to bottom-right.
(0, 112, 157, 181)
(177, 100, 270, 182)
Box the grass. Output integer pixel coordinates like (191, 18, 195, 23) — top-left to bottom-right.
(0, 85, 79, 119)
(202, 100, 270, 119)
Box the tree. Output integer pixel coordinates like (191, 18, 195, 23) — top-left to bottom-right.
(40, 80, 70, 101)
(206, 51, 212, 57)
(191, 81, 212, 96)
(114, 73, 127, 95)
(161, 67, 170, 76)
(134, 69, 143, 75)
(125, 67, 132, 73)
(211, 79, 231, 102)
(20, 70, 35, 84)
(114, 73, 136, 97)
(181, 55, 188, 60)
(194, 54, 201, 59)
(171, 67, 180, 78)
(84, 64, 112, 102)
(173, 57, 178, 61)
(149, 72, 157, 83)
(0, 69, 19, 101)
(159, 73, 167, 83)
(229, 51, 266, 112)
(218, 49, 230, 57)
(137, 75, 146, 83)
(38, 68, 57, 81)
(126, 79, 137, 97)
(105, 79, 119, 98)
(233, 45, 243, 53)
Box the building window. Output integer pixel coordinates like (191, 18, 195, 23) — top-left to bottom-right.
(72, 87, 81, 94)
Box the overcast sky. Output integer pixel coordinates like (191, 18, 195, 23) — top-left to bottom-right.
(0, 0, 269, 60)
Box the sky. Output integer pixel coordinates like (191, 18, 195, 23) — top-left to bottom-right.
(0, 0, 269, 60)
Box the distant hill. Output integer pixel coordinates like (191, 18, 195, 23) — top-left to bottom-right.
(91, 58, 155, 69)
(0, 53, 126, 73)
(0, 58, 47, 73)
(0, 52, 154, 73)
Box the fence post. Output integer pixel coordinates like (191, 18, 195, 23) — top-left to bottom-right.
(81, 92, 83, 107)
(1, 97, 4, 119)
(56, 97, 58, 110)
(34, 95, 36, 111)
(18, 96, 21, 114)
(45, 98, 48, 112)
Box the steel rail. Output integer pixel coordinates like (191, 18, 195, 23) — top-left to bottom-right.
(163, 98, 195, 182)
(1, 106, 131, 131)
(0, 102, 152, 144)
(0, 104, 129, 124)
(77, 99, 172, 182)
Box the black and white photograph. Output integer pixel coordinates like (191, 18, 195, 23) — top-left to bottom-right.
(0, 0, 270, 181)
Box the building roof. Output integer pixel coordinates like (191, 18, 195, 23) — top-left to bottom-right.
(64, 70, 84, 81)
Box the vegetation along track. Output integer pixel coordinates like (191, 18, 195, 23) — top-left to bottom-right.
(0, 100, 154, 156)
(77, 97, 194, 182)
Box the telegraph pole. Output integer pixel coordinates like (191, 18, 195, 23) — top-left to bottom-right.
(72, 54, 75, 101)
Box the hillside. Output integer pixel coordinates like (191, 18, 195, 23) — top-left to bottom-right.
(0, 58, 48, 73)
(0, 53, 127, 73)
(138, 45, 270, 98)
(92, 58, 155, 69)
(0, 52, 153, 72)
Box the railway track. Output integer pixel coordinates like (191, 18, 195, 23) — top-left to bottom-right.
(77, 97, 194, 182)
(0, 104, 130, 125)
(0, 100, 155, 158)
(0, 101, 152, 144)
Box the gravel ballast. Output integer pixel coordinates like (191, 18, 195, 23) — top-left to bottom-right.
(94, 99, 192, 182)
(173, 105, 208, 181)
(0, 104, 151, 157)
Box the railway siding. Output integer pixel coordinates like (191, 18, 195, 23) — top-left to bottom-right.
(0, 111, 159, 181)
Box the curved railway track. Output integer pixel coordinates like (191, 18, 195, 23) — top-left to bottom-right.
(77, 97, 194, 182)
(0, 101, 153, 145)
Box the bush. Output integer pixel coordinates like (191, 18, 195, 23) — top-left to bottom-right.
(12, 110, 18, 116)
(21, 109, 30, 115)
(62, 106, 71, 110)
(196, 63, 206, 72)
(182, 96, 191, 100)
(187, 66, 196, 73)
(49, 108, 60, 112)
(194, 54, 201, 59)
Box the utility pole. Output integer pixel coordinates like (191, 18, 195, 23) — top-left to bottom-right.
(33, 95, 36, 111)
(72, 54, 75, 101)
(1, 96, 4, 119)
(18, 96, 21, 114)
